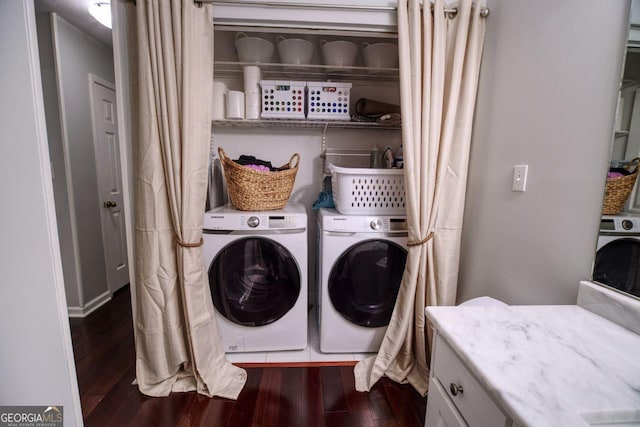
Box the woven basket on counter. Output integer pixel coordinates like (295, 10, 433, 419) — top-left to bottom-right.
(602, 157, 640, 215)
(218, 147, 300, 211)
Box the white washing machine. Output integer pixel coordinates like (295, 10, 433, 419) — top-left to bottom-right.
(593, 214, 640, 299)
(203, 203, 308, 352)
(317, 208, 408, 353)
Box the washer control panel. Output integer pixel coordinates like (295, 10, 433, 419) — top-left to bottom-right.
(203, 206, 307, 231)
(204, 213, 306, 230)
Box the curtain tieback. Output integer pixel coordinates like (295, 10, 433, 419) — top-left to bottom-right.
(176, 237, 204, 248)
(407, 231, 434, 247)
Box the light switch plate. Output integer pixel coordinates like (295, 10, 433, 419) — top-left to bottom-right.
(513, 165, 528, 192)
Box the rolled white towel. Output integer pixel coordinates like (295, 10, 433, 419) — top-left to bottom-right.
(458, 296, 507, 307)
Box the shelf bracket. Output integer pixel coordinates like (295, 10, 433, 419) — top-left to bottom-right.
(321, 122, 329, 153)
(321, 122, 330, 192)
(210, 125, 217, 161)
(206, 126, 216, 210)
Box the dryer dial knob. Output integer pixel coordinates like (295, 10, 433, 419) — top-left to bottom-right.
(247, 216, 260, 228)
(370, 218, 382, 230)
(622, 219, 634, 231)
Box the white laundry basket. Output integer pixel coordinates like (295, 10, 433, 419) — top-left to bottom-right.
(330, 164, 405, 215)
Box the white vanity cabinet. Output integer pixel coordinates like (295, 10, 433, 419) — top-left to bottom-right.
(425, 333, 511, 427)
(426, 302, 640, 427)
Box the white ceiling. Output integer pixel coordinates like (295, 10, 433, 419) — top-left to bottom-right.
(35, 0, 113, 47)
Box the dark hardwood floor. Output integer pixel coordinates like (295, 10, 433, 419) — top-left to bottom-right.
(69, 287, 427, 426)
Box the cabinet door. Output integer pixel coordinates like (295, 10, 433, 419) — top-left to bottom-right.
(432, 337, 508, 427)
(425, 378, 468, 427)
(212, 2, 397, 33)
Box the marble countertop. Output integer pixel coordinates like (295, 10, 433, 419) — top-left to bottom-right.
(426, 304, 640, 427)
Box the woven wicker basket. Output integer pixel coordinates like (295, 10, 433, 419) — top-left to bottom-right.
(218, 147, 300, 211)
(602, 157, 640, 215)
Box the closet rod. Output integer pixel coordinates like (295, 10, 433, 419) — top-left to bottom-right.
(199, 1, 490, 18)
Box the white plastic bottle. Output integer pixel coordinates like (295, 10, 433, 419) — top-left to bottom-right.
(395, 144, 404, 168)
(370, 144, 380, 168)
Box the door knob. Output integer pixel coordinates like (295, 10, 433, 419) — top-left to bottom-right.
(103, 201, 118, 208)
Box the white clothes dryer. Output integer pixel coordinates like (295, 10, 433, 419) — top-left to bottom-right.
(593, 214, 640, 298)
(203, 203, 308, 352)
(317, 208, 408, 353)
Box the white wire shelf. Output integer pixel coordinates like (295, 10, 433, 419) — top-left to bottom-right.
(211, 118, 401, 130)
(214, 61, 399, 83)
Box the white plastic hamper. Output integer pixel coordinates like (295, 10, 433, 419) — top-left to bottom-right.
(330, 164, 405, 215)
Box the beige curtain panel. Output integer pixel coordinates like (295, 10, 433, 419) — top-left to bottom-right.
(355, 0, 486, 395)
(132, 0, 246, 398)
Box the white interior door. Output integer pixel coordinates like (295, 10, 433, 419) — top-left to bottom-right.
(90, 75, 129, 294)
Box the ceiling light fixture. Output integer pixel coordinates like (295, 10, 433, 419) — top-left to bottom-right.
(88, 1, 112, 29)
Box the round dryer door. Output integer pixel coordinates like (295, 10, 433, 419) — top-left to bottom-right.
(593, 237, 640, 298)
(329, 239, 407, 328)
(209, 237, 301, 326)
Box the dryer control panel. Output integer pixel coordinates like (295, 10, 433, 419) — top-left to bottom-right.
(600, 215, 640, 234)
(320, 209, 407, 233)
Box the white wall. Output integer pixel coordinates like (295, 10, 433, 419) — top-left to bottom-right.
(0, 1, 81, 425)
(36, 12, 80, 307)
(457, 0, 630, 305)
(112, 0, 136, 300)
(51, 14, 115, 307)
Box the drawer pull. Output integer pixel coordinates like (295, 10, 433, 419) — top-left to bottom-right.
(450, 383, 464, 396)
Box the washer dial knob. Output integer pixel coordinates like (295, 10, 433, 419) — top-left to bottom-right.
(370, 218, 382, 230)
(622, 219, 634, 231)
(247, 216, 260, 228)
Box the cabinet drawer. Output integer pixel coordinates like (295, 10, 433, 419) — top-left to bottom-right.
(425, 377, 468, 427)
(432, 336, 508, 427)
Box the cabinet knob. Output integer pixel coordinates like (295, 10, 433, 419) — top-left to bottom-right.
(450, 383, 464, 396)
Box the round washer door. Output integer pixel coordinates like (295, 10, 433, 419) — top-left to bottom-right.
(209, 237, 301, 326)
(329, 239, 407, 328)
(593, 237, 640, 298)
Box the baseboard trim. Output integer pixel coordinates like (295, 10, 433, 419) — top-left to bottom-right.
(235, 361, 358, 368)
(67, 291, 111, 318)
